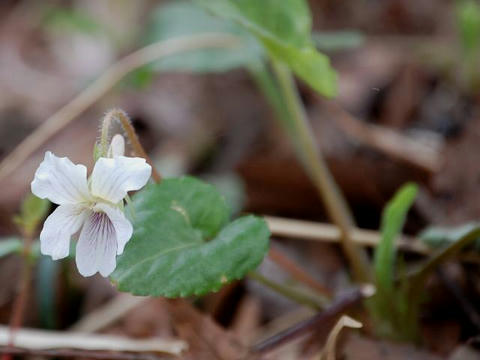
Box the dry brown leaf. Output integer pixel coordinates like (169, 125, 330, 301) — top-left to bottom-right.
(319, 315, 362, 360)
(166, 299, 246, 360)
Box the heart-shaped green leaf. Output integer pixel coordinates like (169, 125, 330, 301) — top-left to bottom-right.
(111, 177, 270, 297)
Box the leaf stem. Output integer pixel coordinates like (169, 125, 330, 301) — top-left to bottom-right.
(268, 60, 372, 283)
(248, 271, 326, 311)
(101, 109, 162, 183)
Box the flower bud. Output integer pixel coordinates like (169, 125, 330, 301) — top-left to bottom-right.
(108, 134, 125, 158)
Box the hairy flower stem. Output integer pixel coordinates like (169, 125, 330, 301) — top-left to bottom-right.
(100, 109, 161, 183)
(269, 61, 372, 283)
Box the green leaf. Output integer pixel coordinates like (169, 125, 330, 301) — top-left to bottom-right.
(195, 0, 338, 97)
(419, 222, 480, 249)
(204, 173, 246, 216)
(0, 238, 22, 258)
(368, 183, 418, 341)
(36, 256, 59, 329)
(15, 195, 50, 236)
(195, 0, 312, 47)
(374, 183, 418, 293)
(43, 8, 104, 35)
(144, 1, 263, 73)
(111, 176, 270, 297)
(313, 31, 365, 52)
(456, 0, 480, 55)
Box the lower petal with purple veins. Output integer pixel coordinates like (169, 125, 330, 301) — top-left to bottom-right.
(75, 211, 118, 277)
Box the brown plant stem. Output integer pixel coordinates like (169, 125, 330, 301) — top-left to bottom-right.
(269, 247, 332, 297)
(250, 285, 373, 356)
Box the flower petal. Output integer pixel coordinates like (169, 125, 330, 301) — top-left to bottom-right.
(94, 203, 133, 255)
(31, 151, 91, 205)
(108, 134, 125, 157)
(40, 204, 89, 260)
(75, 211, 118, 277)
(90, 156, 151, 203)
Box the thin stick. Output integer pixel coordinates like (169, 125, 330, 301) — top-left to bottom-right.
(0, 33, 240, 183)
(266, 216, 480, 263)
(0, 347, 167, 360)
(250, 286, 373, 356)
(102, 109, 161, 182)
(270, 61, 372, 283)
(268, 247, 332, 297)
(266, 216, 425, 253)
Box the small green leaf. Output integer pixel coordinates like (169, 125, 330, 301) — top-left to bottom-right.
(144, 1, 263, 73)
(43, 8, 104, 35)
(420, 222, 480, 249)
(36, 256, 59, 329)
(0, 238, 22, 258)
(264, 38, 337, 96)
(456, 0, 480, 56)
(374, 183, 418, 293)
(195, 0, 338, 97)
(368, 183, 419, 341)
(111, 176, 270, 297)
(16, 194, 50, 236)
(195, 0, 312, 47)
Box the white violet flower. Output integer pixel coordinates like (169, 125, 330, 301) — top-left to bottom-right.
(31, 149, 151, 277)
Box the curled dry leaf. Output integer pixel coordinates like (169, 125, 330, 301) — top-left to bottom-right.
(319, 315, 362, 360)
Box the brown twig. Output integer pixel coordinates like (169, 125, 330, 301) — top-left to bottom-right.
(249, 285, 374, 356)
(268, 247, 332, 297)
(265, 215, 480, 264)
(0, 347, 169, 360)
(266, 216, 426, 252)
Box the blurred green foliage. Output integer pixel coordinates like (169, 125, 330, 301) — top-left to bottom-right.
(43, 8, 104, 35)
(13, 194, 50, 238)
(194, 0, 337, 96)
(369, 183, 420, 342)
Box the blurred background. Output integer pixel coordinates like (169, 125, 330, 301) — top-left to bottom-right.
(1, 0, 480, 359)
